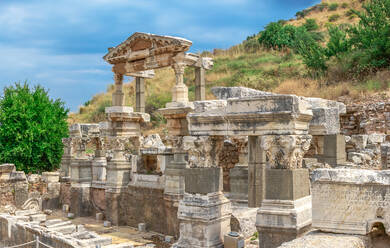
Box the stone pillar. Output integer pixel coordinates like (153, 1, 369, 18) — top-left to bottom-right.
(112, 73, 124, 106)
(381, 143, 390, 169)
(70, 137, 93, 217)
(135, 77, 145, 113)
(171, 62, 189, 104)
(91, 137, 107, 188)
(60, 137, 73, 177)
(248, 136, 266, 208)
(256, 134, 312, 248)
(174, 167, 231, 248)
(195, 67, 205, 101)
(105, 136, 134, 225)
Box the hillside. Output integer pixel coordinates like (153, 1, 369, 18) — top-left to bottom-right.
(69, 0, 390, 131)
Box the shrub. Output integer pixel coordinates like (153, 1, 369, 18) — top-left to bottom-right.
(348, 0, 390, 73)
(296, 11, 306, 19)
(329, 14, 340, 22)
(0, 82, 69, 173)
(293, 30, 328, 75)
(318, 2, 329, 11)
(258, 22, 297, 50)
(303, 19, 319, 31)
(345, 9, 355, 16)
(341, 3, 349, 8)
(326, 25, 351, 58)
(329, 3, 339, 11)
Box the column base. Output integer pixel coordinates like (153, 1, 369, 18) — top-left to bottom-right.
(256, 196, 312, 248)
(175, 192, 231, 248)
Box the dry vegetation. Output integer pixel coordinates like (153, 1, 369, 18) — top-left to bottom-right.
(70, 0, 390, 130)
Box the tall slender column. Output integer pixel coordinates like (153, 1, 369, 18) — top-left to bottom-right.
(195, 67, 205, 101)
(135, 77, 145, 113)
(171, 62, 189, 103)
(112, 73, 124, 106)
(248, 136, 266, 208)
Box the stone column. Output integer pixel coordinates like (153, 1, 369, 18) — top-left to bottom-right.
(70, 137, 93, 217)
(195, 67, 205, 101)
(171, 62, 189, 104)
(60, 137, 73, 178)
(135, 77, 145, 113)
(174, 167, 232, 248)
(248, 136, 266, 208)
(91, 137, 107, 188)
(112, 73, 124, 106)
(105, 136, 135, 225)
(256, 134, 312, 248)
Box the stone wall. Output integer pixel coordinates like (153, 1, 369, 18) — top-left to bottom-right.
(120, 185, 179, 236)
(340, 99, 390, 136)
(0, 164, 61, 211)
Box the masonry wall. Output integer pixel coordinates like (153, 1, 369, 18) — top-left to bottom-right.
(120, 185, 179, 236)
(340, 100, 390, 136)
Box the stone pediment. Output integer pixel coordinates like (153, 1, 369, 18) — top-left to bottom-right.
(103, 32, 192, 66)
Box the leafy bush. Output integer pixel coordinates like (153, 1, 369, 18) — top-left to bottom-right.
(347, 0, 390, 73)
(329, 14, 340, 22)
(296, 11, 306, 19)
(341, 3, 349, 8)
(318, 2, 329, 11)
(345, 9, 355, 16)
(329, 3, 339, 11)
(326, 25, 351, 58)
(258, 22, 298, 50)
(293, 30, 328, 75)
(0, 83, 69, 173)
(303, 19, 319, 31)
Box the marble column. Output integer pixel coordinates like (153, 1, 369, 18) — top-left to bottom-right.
(195, 67, 205, 101)
(112, 73, 124, 106)
(91, 137, 107, 188)
(135, 77, 145, 113)
(60, 137, 73, 178)
(256, 134, 312, 248)
(171, 62, 189, 104)
(70, 137, 93, 217)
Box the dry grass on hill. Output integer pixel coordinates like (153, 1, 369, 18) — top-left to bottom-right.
(69, 0, 390, 130)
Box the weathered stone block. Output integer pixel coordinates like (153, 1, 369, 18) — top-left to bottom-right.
(42, 172, 60, 183)
(265, 169, 310, 201)
(185, 167, 223, 194)
(312, 168, 390, 235)
(175, 192, 232, 248)
(229, 167, 248, 202)
(211, 86, 274, 100)
(309, 108, 340, 135)
(0, 164, 15, 174)
(224, 233, 244, 248)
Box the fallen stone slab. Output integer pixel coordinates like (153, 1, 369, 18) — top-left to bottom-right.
(278, 231, 368, 248)
(29, 214, 46, 222)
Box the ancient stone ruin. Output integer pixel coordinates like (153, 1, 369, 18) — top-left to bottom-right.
(1, 32, 390, 248)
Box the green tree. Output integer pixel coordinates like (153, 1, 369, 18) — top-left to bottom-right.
(326, 25, 351, 58)
(348, 0, 390, 72)
(293, 30, 328, 75)
(0, 82, 69, 173)
(303, 19, 319, 31)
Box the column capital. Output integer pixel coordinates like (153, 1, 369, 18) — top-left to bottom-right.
(261, 135, 312, 169)
(172, 62, 186, 77)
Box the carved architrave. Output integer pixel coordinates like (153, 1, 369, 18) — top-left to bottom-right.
(262, 135, 312, 169)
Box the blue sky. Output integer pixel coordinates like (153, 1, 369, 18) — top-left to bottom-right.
(0, 0, 319, 112)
